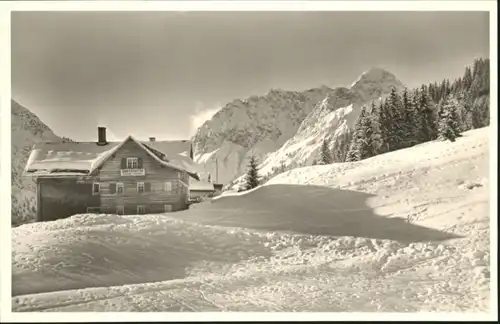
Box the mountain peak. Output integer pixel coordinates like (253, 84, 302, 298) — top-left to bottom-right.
(349, 67, 404, 100)
(350, 68, 398, 88)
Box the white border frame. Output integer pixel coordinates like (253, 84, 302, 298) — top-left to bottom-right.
(1, 1, 497, 322)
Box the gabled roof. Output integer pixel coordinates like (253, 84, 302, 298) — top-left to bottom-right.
(24, 136, 201, 180)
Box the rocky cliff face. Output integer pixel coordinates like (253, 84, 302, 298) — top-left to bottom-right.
(191, 86, 336, 184)
(11, 100, 61, 225)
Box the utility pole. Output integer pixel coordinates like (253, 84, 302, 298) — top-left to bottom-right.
(215, 157, 219, 184)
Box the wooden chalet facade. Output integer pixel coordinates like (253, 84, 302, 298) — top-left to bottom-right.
(24, 127, 200, 222)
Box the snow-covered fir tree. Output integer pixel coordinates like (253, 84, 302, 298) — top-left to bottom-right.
(456, 90, 473, 132)
(411, 88, 423, 141)
(401, 87, 419, 148)
(462, 65, 473, 91)
(417, 84, 437, 143)
(244, 155, 260, 190)
(346, 103, 384, 161)
(385, 87, 405, 151)
(319, 138, 333, 165)
(363, 101, 383, 158)
(345, 107, 368, 162)
(377, 99, 390, 154)
(437, 94, 462, 142)
(469, 58, 490, 128)
(438, 110, 457, 142)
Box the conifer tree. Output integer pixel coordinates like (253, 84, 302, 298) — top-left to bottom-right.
(456, 90, 473, 132)
(377, 99, 390, 154)
(428, 82, 437, 103)
(438, 110, 457, 142)
(401, 87, 419, 148)
(244, 155, 260, 190)
(411, 88, 424, 145)
(463, 65, 473, 91)
(363, 101, 383, 158)
(319, 138, 333, 165)
(454, 77, 463, 95)
(346, 107, 367, 162)
(472, 97, 490, 129)
(449, 96, 463, 138)
(445, 79, 451, 97)
(418, 85, 437, 142)
(385, 87, 405, 151)
(437, 94, 462, 141)
(468, 58, 490, 128)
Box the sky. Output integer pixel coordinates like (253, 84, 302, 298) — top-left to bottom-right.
(11, 11, 489, 141)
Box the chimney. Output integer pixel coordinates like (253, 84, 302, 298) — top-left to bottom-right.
(97, 127, 107, 145)
(149, 137, 156, 142)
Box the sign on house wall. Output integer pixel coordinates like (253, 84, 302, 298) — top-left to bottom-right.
(120, 169, 146, 176)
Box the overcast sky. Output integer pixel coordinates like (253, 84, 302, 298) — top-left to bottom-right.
(12, 11, 489, 141)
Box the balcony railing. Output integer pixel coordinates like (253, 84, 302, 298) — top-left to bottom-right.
(120, 168, 146, 176)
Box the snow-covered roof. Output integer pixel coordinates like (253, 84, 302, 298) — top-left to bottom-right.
(24, 136, 201, 180)
(189, 178, 215, 192)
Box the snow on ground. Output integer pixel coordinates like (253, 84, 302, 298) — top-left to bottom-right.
(11, 128, 492, 312)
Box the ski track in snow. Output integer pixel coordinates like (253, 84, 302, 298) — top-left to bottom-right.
(11, 128, 491, 312)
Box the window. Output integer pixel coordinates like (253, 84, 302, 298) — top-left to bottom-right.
(116, 206, 124, 215)
(164, 181, 172, 192)
(137, 205, 146, 214)
(127, 157, 139, 169)
(137, 182, 145, 193)
(92, 183, 100, 195)
(164, 204, 172, 213)
(116, 183, 124, 194)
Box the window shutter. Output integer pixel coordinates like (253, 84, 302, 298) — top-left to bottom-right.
(109, 183, 116, 194)
(145, 182, 151, 192)
(138, 157, 143, 168)
(121, 158, 127, 169)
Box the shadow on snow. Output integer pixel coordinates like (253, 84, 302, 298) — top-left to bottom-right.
(180, 184, 462, 243)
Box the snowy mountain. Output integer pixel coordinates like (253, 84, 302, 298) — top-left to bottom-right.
(11, 99, 61, 225)
(221, 68, 404, 190)
(192, 68, 404, 187)
(192, 86, 336, 184)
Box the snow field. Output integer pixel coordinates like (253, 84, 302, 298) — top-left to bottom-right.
(11, 127, 491, 312)
(12, 227, 489, 312)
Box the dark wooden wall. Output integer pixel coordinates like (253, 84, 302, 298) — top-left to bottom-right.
(38, 178, 100, 222)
